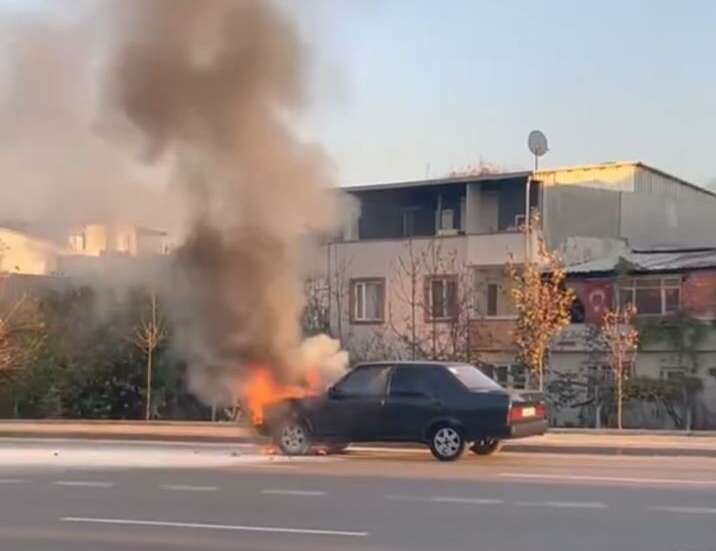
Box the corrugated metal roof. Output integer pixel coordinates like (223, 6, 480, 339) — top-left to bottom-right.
(568, 248, 716, 274)
(341, 171, 531, 193)
(340, 161, 716, 197)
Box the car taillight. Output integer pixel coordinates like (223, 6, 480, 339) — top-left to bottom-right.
(509, 403, 545, 424)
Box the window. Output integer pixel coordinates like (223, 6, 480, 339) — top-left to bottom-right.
(350, 278, 385, 323)
(69, 232, 86, 252)
(474, 269, 517, 318)
(486, 363, 526, 389)
(446, 364, 502, 391)
(334, 365, 390, 398)
(486, 283, 499, 317)
(427, 275, 457, 320)
(619, 278, 681, 316)
(389, 367, 437, 398)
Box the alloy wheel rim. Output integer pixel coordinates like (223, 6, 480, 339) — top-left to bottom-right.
(281, 424, 306, 454)
(434, 427, 461, 457)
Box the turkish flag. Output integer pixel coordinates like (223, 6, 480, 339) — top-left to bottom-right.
(584, 280, 612, 323)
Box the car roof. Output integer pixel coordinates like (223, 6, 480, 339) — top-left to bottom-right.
(353, 361, 469, 369)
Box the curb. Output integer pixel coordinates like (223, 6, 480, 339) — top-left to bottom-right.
(503, 443, 716, 458)
(2, 430, 714, 458)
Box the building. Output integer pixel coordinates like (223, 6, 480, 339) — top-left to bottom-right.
(550, 247, 716, 429)
(67, 224, 169, 257)
(318, 162, 716, 400)
(0, 222, 170, 292)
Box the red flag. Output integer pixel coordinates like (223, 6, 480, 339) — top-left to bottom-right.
(584, 280, 612, 323)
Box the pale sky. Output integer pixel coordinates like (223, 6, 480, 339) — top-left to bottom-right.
(4, 0, 716, 188)
(295, 0, 716, 187)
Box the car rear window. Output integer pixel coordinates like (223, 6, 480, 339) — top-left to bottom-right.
(446, 364, 502, 391)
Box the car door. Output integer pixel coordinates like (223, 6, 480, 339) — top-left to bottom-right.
(318, 365, 391, 442)
(381, 366, 443, 441)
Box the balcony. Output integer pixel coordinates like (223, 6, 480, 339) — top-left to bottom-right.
(466, 231, 539, 266)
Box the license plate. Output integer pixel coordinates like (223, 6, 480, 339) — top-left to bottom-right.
(522, 406, 536, 417)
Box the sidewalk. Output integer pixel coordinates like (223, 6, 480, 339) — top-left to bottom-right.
(1, 420, 715, 457)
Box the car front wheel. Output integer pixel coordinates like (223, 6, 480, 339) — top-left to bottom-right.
(471, 438, 503, 456)
(429, 425, 465, 462)
(275, 420, 311, 456)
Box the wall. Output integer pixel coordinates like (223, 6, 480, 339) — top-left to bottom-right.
(542, 185, 621, 250)
(320, 236, 470, 360)
(0, 228, 59, 275)
(547, 319, 716, 429)
(620, 188, 716, 248)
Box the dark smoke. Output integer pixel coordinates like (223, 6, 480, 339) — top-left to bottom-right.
(102, 0, 347, 401)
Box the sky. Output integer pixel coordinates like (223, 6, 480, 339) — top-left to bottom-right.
(294, 0, 716, 187)
(2, 0, 715, 188)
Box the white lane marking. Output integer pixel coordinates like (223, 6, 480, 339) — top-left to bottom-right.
(54, 481, 114, 488)
(61, 517, 369, 537)
(516, 501, 607, 510)
(161, 484, 218, 492)
(432, 497, 504, 505)
(261, 489, 326, 496)
(384, 495, 502, 505)
(501, 473, 716, 486)
(0, 479, 27, 484)
(651, 506, 716, 515)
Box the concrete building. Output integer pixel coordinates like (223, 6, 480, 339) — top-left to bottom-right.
(319, 162, 716, 399)
(0, 227, 61, 276)
(551, 247, 716, 429)
(67, 224, 169, 257)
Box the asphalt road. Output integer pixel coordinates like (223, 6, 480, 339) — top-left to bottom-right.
(1, 438, 715, 551)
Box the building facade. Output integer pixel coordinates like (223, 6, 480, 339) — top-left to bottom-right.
(314, 163, 716, 428)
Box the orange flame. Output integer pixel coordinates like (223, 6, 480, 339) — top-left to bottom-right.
(244, 365, 321, 426)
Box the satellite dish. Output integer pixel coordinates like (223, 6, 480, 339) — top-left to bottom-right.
(528, 130, 548, 157)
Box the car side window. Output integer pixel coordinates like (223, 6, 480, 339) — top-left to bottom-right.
(334, 365, 390, 398)
(389, 367, 436, 399)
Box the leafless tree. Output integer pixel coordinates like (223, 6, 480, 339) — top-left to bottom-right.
(601, 304, 639, 430)
(133, 290, 166, 420)
(388, 238, 476, 363)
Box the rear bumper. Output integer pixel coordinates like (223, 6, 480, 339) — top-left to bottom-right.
(505, 419, 548, 439)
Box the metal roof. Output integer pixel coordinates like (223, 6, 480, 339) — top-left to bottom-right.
(342, 171, 531, 193)
(339, 161, 715, 198)
(568, 248, 716, 275)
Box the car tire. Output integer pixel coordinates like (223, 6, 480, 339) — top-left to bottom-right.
(470, 438, 503, 456)
(275, 419, 312, 456)
(324, 442, 350, 455)
(429, 425, 465, 462)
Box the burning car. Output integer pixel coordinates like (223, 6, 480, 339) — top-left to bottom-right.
(254, 361, 547, 461)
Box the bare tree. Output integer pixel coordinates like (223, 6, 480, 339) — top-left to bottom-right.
(324, 243, 352, 344)
(506, 214, 574, 390)
(388, 238, 476, 362)
(133, 290, 166, 420)
(600, 304, 639, 430)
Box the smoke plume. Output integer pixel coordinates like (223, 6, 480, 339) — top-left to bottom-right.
(102, 0, 347, 400)
(0, 0, 349, 405)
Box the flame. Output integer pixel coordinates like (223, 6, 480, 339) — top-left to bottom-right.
(244, 365, 321, 426)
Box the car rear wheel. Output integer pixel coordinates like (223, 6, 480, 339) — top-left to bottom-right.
(471, 438, 503, 456)
(429, 425, 465, 462)
(276, 420, 311, 456)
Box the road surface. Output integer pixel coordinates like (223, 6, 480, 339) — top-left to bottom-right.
(0, 438, 714, 551)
